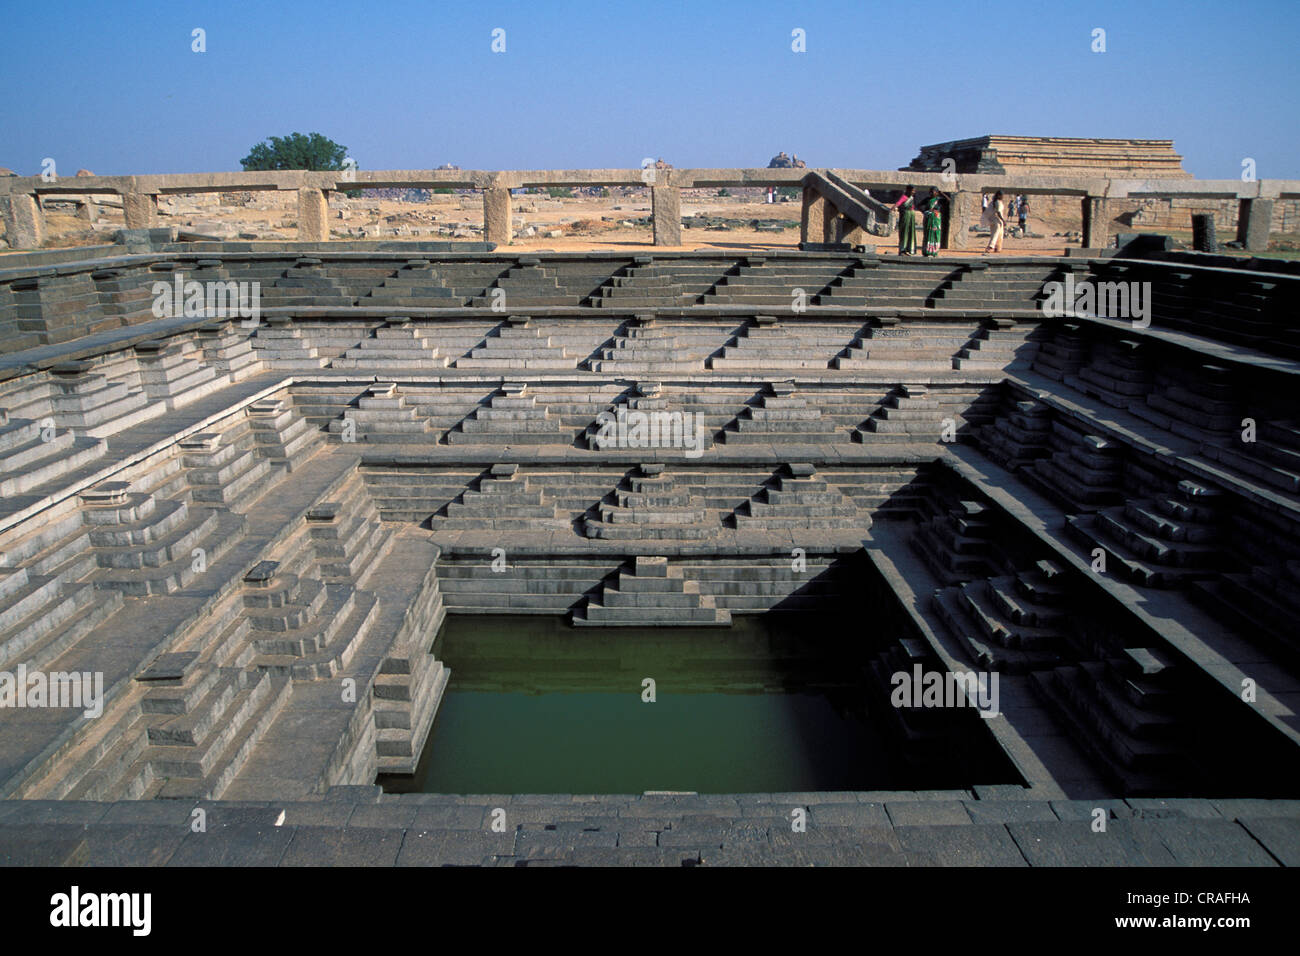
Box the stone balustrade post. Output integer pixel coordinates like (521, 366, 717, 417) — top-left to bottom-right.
(651, 182, 681, 246)
(947, 190, 979, 250)
(1082, 196, 1110, 249)
(122, 192, 158, 229)
(296, 187, 329, 242)
(800, 186, 827, 246)
(0, 193, 45, 248)
(1236, 198, 1274, 252)
(483, 186, 512, 245)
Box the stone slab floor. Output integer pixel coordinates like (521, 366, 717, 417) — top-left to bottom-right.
(1, 791, 1297, 866)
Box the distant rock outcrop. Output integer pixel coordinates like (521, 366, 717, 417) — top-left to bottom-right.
(767, 153, 807, 169)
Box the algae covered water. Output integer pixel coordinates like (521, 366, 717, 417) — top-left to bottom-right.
(385, 613, 1012, 794)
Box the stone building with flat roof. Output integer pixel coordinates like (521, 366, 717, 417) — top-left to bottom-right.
(903, 135, 1192, 178)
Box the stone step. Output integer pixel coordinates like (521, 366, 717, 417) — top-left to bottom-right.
(154, 673, 292, 799)
(0, 434, 107, 498)
(0, 582, 123, 673)
(574, 602, 730, 626)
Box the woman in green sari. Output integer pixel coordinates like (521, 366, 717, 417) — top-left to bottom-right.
(892, 186, 917, 255)
(922, 188, 943, 257)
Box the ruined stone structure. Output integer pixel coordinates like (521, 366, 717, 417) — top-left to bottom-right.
(2, 164, 1295, 255)
(897, 137, 1298, 243)
(0, 239, 1298, 866)
(904, 136, 1192, 178)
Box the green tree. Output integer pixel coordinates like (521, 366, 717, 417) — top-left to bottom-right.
(240, 133, 350, 171)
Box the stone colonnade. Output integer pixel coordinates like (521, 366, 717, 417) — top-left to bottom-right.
(0, 169, 1289, 251)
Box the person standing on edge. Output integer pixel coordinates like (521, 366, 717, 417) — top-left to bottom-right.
(983, 191, 1006, 253)
(921, 187, 944, 257)
(1018, 195, 1029, 237)
(893, 186, 918, 256)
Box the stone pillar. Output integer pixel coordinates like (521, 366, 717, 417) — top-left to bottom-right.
(823, 207, 840, 244)
(800, 186, 827, 245)
(296, 187, 329, 242)
(947, 191, 979, 250)
(1236, 198, 1274, 252)
(651, 184, 681, 246)
(483, 186, 511, 245)
(1082, 196, 1110, 249)
(76, 198, 96, 223)
(122, 192, 158, 229)
(0, 193, 45, 248)
(840, 221, 867, 247)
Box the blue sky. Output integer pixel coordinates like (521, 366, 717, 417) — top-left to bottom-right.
(2, 0, 1297, 178)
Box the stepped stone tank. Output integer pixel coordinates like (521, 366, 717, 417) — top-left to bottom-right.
(0, 239, 1298, 866)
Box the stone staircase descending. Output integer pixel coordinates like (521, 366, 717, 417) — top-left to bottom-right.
(251, 316, 330, 370)
(815, 259, 953, 309)
(332, 317, 449, 370)
(590, 256, 716, 309)
(832, 319, 976, 371)
(720, 381, 839, 444)
(1130, 363, 1239, 447)
(470, 260, 595, 308)
(951, 318, 1043, 371)
(85, 468, 247, 597)
(454, 315, 576, 369)
(588, 315, 688, 373)
(583, 464, 716, 540)
(258, 258, 354, 309)
(446, 381, 569, 445)
(732, 463, 860, 530)
(29, 460, 397, 802)
(373, 563, 449, 775)
(573, 556, 731, 626)
(1066, 479, 1224, 588)
(708, 315, 841, 370)
(926, 263, 1055, 311)
(864, 635, 954, 767)
(976, 394, 1053, 471)
(362, 261, 466, 308)
(856, 384, 964, 443)
(46, 360, 162, 439)
(5, 271, 110, 345)
(1064, 338, 1151, 409)
(438, 463, 570, 530)
(583, 381, 715, 453)
(133, 339, 224, 410)
(104, 654, 293, 801)
(932, 559, 1070, 673)
(702, 257, 847, 307)
(1201, 418, 1300, 496)
(0, 505, 122, 676)
(1030, 645, 1191, 794)
(91, 267, 159, 327)
(177, 427, 276, 508)
(247, 397, 324, 472)
(910, 498, 1003, 586)
(195, 320, 262, 380)
(1030, 322, 1089, 382)
(1022, 423, 1124, 511)
(0, 410, 107, 499)
(328, 382, 434, 444)
(1193, 559, 1300, 664)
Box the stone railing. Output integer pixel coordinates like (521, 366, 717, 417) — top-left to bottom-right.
(2, 167, 1297, 252)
